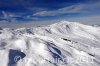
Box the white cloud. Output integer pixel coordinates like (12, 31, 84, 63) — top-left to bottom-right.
(65, 15, 100, 25)
(33, 2, 100, 16)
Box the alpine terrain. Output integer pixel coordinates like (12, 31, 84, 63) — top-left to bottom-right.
(0, 21, 100, 66)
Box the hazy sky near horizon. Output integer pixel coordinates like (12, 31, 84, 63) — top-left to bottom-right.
(0, 0, 100, 27)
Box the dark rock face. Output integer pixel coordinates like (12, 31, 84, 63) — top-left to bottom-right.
(62, 38, 71, 42)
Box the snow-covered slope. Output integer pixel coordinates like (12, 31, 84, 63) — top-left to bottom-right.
(0, 21, 100, 66)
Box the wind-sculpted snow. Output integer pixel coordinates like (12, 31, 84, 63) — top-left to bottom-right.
(0, 21, 100, 66)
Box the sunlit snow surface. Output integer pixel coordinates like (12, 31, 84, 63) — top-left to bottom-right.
(0, 21, 100, 66)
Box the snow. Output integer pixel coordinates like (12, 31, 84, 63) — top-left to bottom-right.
(0, 21, 100, 66)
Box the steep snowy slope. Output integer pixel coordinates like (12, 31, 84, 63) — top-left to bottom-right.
(0, 21, 100, 66)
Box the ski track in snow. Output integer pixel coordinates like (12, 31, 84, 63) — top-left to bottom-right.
(0, 21, 100, 66)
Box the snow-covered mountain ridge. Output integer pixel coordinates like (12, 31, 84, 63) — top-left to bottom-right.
(0, 21, 100, 66)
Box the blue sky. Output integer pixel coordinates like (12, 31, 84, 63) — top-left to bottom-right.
(0, 0, 100, 27)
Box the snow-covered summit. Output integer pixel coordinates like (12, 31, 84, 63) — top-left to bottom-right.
(0, 21, 100, 66)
